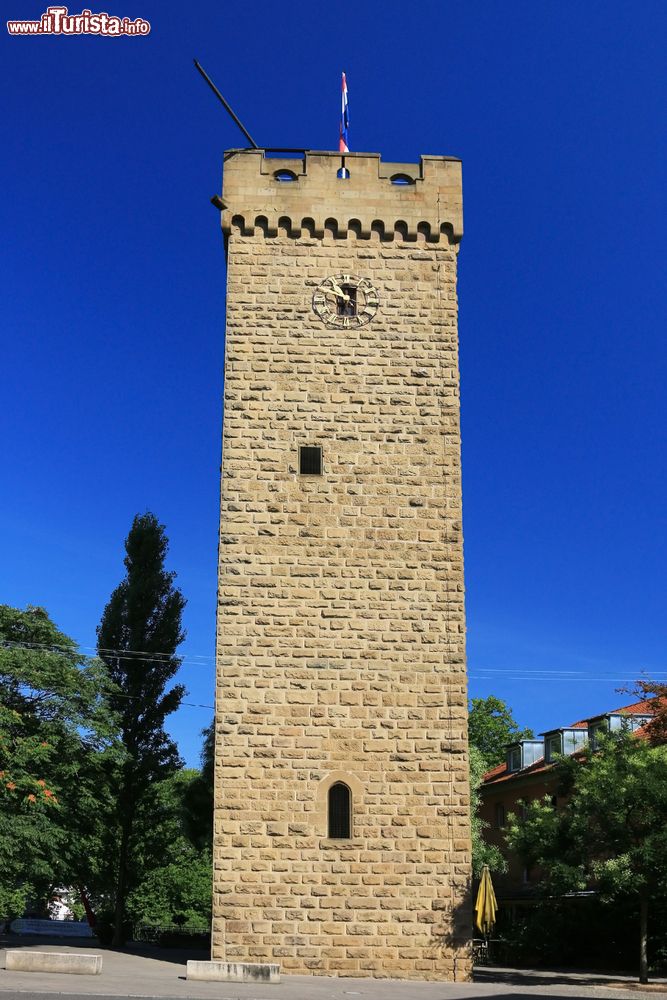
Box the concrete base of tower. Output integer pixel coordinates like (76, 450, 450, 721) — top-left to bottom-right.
(186, 960, 281, 984)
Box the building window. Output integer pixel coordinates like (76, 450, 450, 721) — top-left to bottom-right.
(545, 734, 561, 762)
(299, 446, 322, 475)
(563, 728, 587, 755)
(274, 169, 297, 182)
(589, 720, 608, 750)
(494, 803, 506, 829)
(507, 747, 521, 772)
(328, 782, 351, 839)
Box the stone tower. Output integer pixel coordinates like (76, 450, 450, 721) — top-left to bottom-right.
(212, 149, 471, 981)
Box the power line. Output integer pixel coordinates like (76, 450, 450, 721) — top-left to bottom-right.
(95, 645, 212, 662)
(0, 639, 214, 670)
(470, 668, 666, 680)
(1, 640, 215, 710)
(470, 674, 663, 683)
(0, 638, 213, 661)
(3, 639, 664, 684)
(104, 691, 214, 710)
(2, 638, 214, 661)
(1, 678, 214, 713)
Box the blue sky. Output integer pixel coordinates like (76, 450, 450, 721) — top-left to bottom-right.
(2, 0, 666, 766)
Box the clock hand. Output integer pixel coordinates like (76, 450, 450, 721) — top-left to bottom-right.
(325, 286, 350, 302)
(328, 279, 349, 299)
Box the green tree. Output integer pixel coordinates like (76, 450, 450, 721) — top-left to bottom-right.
(0, 605, 118, 919)
(506, 729, 667, 983)
(469, 745, 506, 877)
(97, 513, 186, 945)
(132, 770, 201, 877)
(468, 695, 534, 769)
(126, 853, 212, 931)
(126, 768, 212, 931)
(182, 722, 214, 852)
(626, 681, 666, 745)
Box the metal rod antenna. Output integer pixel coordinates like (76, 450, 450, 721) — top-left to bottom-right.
(193, 59, 259, 149)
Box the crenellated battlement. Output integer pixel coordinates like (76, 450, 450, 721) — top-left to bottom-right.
(219, 149, 462, 242)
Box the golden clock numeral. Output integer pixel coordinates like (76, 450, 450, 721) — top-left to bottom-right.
(341, 274, 352, 283)
(342, 317, 350, 328)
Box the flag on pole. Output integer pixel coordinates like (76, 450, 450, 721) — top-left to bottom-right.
(339, 72, 349, 152)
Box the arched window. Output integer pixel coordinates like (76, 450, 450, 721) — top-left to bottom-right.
(274, 169, 297, 182)
(328, 782, 351, 839)
(390, 173, 415, 186)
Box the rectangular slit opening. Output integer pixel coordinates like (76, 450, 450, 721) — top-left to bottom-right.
(299, 446, 322, 475)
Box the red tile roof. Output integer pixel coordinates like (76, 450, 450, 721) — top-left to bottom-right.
(482, 756, 550, 786)
(482, 761, 507, 781)
(481, 697, 661, 785)
(569, 697, 658, 727)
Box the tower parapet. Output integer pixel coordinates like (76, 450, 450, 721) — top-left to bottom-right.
(220, 149, 462, 241)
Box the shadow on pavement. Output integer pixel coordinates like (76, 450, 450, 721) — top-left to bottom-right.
(119, 940, 209, 966)
(0, 932, 208, 968)
(475, 966, 651, 989)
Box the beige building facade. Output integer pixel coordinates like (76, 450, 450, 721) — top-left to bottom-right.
(213, 149, 472, 980)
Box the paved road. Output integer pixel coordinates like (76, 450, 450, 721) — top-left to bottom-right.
(1, 939, 665, 1000)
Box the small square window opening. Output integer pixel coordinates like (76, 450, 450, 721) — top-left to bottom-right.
(337, 285, 357, 316)
(299, 446, 322, 475)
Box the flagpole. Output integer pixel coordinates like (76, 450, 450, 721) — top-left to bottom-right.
(193, 59, 259, 149)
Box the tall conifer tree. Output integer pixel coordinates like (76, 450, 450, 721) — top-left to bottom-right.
(97, 513, 186, 945)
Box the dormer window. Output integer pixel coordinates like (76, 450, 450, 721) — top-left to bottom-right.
(587, 712, 654, 749)
(608, 713, 653, 733)
(507, 740, 543, 773)
(562, 728, 588, 754)
(507, 746, 522, 773)
(588, 718, 609, 750)
(545, 733, 562, 762)
(522, 741, 543, 767)
(543, 727, 587, 762)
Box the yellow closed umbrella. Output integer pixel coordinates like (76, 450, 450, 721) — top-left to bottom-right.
(474, 864, 498, 936)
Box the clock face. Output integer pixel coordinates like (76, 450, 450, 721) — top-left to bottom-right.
(312, 274, 379, 328)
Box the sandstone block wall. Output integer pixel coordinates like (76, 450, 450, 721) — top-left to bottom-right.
(213, 151, 472, 981)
